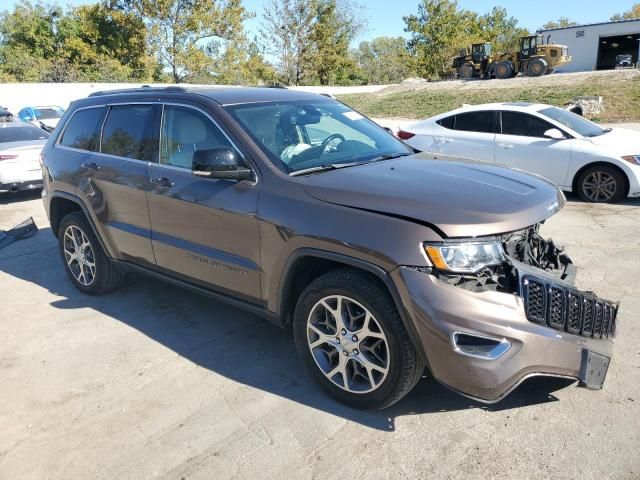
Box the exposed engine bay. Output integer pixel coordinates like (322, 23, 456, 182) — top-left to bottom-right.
(434, 223, 575, 293)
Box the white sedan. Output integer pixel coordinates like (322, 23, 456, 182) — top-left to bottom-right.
(0, 122, 49, 193)
(398, 103, 640, 203)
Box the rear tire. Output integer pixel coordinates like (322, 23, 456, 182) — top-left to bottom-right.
(292, 268, 424, 410)
(58, 211, 124, 295)
(526, 58, 547, 77)
(495, 61, 513, 79)
(576, 165, 627, 203)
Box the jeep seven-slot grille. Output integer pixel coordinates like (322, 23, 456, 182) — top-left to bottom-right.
(522, 276, 617, 340)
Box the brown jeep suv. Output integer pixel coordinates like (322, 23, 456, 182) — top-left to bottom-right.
(41, 87, 618, 409)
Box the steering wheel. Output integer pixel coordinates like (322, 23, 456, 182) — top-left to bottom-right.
(320, 133, 346, 155)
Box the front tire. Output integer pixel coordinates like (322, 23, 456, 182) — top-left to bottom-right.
(293, 268, 424, 410)
(576, 165, 627, 203)
(58, 211, 124, 294)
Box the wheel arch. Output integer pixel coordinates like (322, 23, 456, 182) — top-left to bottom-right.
(571, 161, 630, 197)
(276, 249, 428, 364)
(49, 192, 112, 257)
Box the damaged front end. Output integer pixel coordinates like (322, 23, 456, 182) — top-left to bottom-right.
(430, 223, 619, 341)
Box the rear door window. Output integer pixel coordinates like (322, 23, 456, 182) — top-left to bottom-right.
(101, 105, 156, 161)
(501, 111, 555, 138)
(453, 111, 495, 133)
(59, 107, 106, 152)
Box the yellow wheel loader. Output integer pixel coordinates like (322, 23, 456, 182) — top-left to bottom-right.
(488, 35, 572, 79)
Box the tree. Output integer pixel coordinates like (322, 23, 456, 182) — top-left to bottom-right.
(404, 0, 478, 79)
(260, 0, 317, 85)
(542, 17, 578, 30)
(478, 7, 528, 53)
(114, 0, 251, 83)
(611, 4, 640, 20)
(308, 0, 366, 85)
(354, 36, 415, 84)
(205, 35, 277, 85)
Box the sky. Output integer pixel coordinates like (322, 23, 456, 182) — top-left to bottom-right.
(3, 0, 636, 44)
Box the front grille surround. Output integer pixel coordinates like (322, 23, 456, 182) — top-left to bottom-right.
(522, 275, 617, 340)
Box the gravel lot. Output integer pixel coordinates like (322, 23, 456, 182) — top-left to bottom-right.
(1, 189, 639, 479)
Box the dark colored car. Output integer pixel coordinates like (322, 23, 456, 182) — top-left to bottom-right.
(40, 87, 618, 409)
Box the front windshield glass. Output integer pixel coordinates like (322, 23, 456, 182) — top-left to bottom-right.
(540, 107, 606, 137)
(225, 100, 412, 174)
(35, 107, 64, 120)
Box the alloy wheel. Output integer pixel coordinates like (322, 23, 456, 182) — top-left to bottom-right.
(582, 171, 617, 202)
(63, 225, 96, 286)
(306, 295, 389, 394)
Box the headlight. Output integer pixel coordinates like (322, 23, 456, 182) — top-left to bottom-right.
(424, 241, 506, 273)
(622, 155, 640, 166)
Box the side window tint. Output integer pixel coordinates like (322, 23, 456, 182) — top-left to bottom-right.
(101, 105, 155, 161)
(501, 111, 554, 137)
(436, 115, 455, 130)
(454, 111, 494, 133)
(60, 107, 105, 152)
(160, 105, 235, 169)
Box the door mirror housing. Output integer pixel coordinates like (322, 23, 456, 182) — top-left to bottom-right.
(543, 128, 566, 140)
(192, 147, 253, 181)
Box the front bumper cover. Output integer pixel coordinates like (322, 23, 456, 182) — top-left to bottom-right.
(393, 264, 616, 403)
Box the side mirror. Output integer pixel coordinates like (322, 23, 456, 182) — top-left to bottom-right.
(192, 147, 253, 181)
(543, 128, 566, 140)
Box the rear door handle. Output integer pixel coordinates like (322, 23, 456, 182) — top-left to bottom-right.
(81, 162, 101, 171)
(150, 177, 175, 189)
(437, 137, 452, 143)
(498, 143, 514, 149)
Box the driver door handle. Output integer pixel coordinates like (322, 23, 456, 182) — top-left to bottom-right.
(81, 161, 101, 171)
(150, 177, 175, 189)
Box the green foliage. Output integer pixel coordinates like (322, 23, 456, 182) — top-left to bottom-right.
(260, 0, 364, 86)
(354, 37, 415, 85)
(478, 7, 528, 53)
(611, 4, 640, 20)
(0, 0, 157, 82)
(404, 0, 480, 80)
(114, 0, 252, 83)
(542, 17, 578, 30)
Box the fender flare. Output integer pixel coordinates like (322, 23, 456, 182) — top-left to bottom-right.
(49, 191, 113, 258)
(276, 248, 429, 365)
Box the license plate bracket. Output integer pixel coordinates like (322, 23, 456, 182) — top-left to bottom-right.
(579, 349, 610, 390)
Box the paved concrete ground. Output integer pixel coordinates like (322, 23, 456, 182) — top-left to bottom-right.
(1, 191, 639, 480)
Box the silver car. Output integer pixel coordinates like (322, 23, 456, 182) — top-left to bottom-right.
(0, 122, 49, 193)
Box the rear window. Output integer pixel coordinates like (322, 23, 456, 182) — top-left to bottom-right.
(35, 107, 64, 120)
(60, 107, 105, 152)
(101, 105, 156, 161)
(0, 125, 49, 143)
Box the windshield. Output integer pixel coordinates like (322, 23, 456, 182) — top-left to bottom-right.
(539, 107, 606, 137)
(225, 100, 412, 174)
(0, 125, 49, 143)
(35, 107, 64, 120)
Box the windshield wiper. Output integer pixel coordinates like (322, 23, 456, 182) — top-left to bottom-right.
(289, 153, 411, 177)
(290, 164, 346, 177)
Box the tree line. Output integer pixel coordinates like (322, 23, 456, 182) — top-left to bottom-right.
(1, 0, 639, 86)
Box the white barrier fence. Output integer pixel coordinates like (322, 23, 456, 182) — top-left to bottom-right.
(0, 82, 390, 114)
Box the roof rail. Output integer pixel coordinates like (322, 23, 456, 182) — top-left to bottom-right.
(88, 85, 188, 97)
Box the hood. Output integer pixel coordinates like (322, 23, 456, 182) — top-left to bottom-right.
(299, 154, 565, 238)
(584, 128, 640, 156)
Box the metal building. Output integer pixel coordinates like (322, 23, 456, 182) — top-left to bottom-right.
(539, 19, 640, 72)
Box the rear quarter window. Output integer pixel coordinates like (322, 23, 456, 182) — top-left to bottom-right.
(59, 107, 106, 152)
(436, 115, 456, 130)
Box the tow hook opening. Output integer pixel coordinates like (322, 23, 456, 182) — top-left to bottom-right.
(452, 332, 511, 360)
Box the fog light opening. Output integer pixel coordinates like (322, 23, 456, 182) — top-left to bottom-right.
(452, 332, 511, 360)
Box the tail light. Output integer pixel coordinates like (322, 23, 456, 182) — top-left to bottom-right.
(397, 130, 415, 140)
(0, 154, 18, 161)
